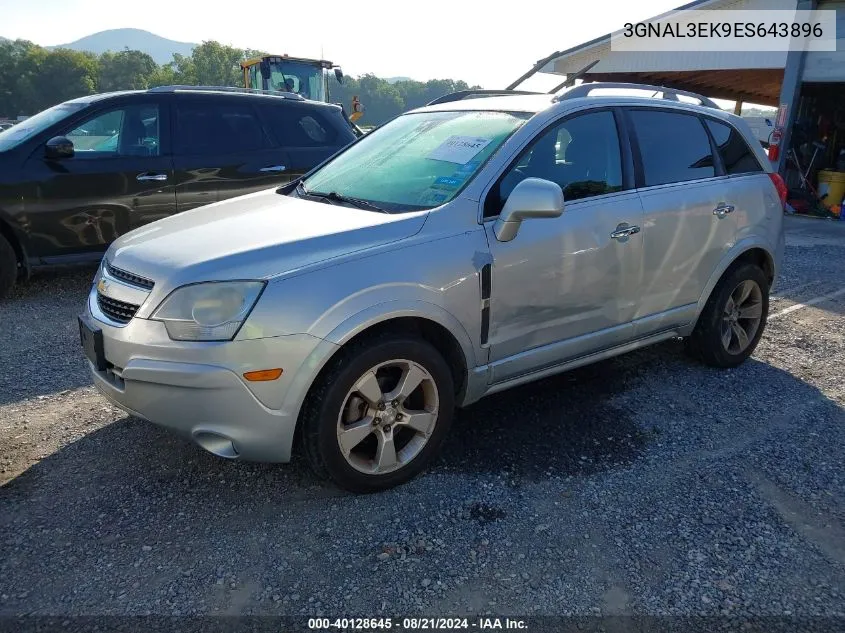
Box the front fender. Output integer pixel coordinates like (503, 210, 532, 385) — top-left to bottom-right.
(276, 300, 480, 440)
(324, 299, 478, 372)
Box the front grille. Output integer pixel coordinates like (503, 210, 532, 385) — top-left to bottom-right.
(105, 261, 154, 290)
(97, 293, 140, 324)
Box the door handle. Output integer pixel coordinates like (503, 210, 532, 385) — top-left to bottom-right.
(137, 173, 168, 182)
(610, 224, 641, 240)
(713, 204, 735, 218)
(259, 165, 286, 173)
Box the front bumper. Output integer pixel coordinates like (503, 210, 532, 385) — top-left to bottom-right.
(84, 287, 333, 462)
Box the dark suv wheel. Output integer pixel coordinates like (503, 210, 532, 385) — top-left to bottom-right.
(686, 262, 769, 368)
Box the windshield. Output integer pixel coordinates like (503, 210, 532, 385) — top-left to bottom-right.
(0, 102, 87, 151)
(302, 110, 530, 212)
(269, 60, 326, 101)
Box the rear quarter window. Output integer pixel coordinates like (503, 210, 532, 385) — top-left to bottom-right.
(705, 118, 763, 175)
(259, 104, 353, 148)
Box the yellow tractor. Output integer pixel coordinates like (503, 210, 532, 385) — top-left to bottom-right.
(240, 54, 363, 122)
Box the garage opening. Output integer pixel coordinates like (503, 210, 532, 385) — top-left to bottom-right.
(785, 82, 845, 218)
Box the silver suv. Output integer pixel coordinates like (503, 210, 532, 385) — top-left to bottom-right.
(79, 83, 786, 492)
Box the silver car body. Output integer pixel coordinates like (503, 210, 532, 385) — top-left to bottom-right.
(84, 93, 785, 462)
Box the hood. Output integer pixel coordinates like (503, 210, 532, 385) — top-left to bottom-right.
(107, 188, 428, 286)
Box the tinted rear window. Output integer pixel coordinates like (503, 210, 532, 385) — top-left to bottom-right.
(705, 119, 763, 175)
(175, 101, 272, 155)
(259, 104, 354, 148)
(629, 110, 715, 186)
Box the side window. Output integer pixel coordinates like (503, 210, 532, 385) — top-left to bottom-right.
(65, 104, 160, 157)
(705, 119, 763, 175)
(260, 104, 340, 148)
(487, 110, 623, 216)
(629, 110, 715, 186)
(175, 101, 271, 156)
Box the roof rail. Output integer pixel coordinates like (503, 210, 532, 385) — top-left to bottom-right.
(147, 85, 305, 100)
(426, 89, 544, 106)
(554, 82, 721, 110)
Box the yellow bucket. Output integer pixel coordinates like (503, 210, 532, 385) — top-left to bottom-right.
(817, 170, 845, 207)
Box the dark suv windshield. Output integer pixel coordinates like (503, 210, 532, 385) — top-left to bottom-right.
(0, 102, 87, 152)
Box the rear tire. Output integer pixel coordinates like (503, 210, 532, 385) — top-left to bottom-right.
(0, 232, 18, 299)
(686, 263, 769, 368)
(301, 334, 455, 493)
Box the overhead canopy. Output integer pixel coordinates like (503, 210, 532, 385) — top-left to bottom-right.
(529, 0, 791, 106)
(577, 69, 784, 106)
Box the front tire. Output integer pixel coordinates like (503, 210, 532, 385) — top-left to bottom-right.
(686, 262, 769, 368)
(0, 232, 17, 299)
(301, 335, 455, 493)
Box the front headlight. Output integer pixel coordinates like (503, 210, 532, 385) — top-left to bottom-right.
(151, 281, 266, 341)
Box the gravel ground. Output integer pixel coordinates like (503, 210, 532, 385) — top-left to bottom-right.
(1, 217, 844, 626)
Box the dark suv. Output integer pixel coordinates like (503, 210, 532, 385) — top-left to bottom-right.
(0, 86, 359, 296)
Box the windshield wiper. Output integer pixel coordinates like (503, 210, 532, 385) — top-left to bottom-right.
(305, 189, 389, 213)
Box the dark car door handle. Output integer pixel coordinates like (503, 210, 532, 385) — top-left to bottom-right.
(259, 165, 286, 173)
(137, 173, 168, 182)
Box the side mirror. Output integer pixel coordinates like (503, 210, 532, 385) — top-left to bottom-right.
(493, 177, 564, 242)
(334, 67, 344, 84)
(259, 60, 271, 80)
(45, 136, 74, 160)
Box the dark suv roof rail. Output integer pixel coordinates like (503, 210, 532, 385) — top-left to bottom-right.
(554, 82, 721, 109)
(147, 85, 305, 100)
(426, 89, 544, 106)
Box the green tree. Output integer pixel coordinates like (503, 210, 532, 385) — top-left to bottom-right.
(0, 34, 480, 126)
(168, 52, 196, 85)
(190, 41, 247, 86)
(147, 63, 177, 88)
(0, 39, 43, 117)
(37, 48, 98, 108)
(98, 49, 157, 91)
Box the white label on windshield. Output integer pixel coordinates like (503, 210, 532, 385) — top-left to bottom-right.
(427, 136, 491, 164)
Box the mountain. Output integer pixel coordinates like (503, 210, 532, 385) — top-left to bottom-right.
(386, 76, 414, 84)
(49, 28, 195, 64)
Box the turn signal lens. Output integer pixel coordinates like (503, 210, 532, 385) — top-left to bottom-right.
(243, 368, 284, 382)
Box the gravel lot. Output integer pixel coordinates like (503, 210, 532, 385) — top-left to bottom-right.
(1, 217, 844, 626)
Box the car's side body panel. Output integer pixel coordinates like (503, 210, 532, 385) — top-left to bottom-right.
(78, 90, 784, 471)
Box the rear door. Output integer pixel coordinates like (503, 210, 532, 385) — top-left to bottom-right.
(172, 95, 292, 212)
(702, 116, 771, 241)
(20, 98, 175, 259)
(626, 107, 736, 336)
(256, 101, 357, 179)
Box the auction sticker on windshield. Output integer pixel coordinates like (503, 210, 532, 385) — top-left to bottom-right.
(428, 136, 491, 164)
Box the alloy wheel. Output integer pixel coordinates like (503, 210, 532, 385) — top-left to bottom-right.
(720, 279, 764, 355)
(336, 359, 440, 475)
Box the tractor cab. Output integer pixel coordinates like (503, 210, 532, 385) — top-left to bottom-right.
(241, 55, 363, 122)
(241, 55, 341, 102)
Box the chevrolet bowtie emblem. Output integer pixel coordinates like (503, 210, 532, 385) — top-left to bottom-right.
(97, 278, 108, 294)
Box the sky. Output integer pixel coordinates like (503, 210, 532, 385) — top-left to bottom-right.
(0, 0, 684, 89)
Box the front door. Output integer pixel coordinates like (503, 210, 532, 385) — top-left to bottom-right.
(172, 97, 292, 212)
(22, 101, 175, 260)
(483, 109, 644, 383)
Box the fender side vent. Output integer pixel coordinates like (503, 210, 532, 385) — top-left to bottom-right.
(480, 263, 492, 345)
(480, 263, 492, 300)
